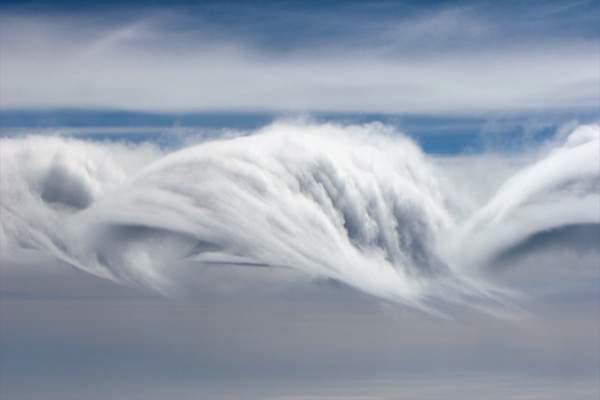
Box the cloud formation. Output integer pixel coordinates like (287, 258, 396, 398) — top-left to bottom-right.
(443, 124, 600, 272)
(2, 122, 598, 313)
(1, 2, 598, 113)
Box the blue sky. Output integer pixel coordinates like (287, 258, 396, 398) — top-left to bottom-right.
(1, 0, 598, 114)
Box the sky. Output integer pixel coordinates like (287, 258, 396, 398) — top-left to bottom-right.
(1, 1, 599, 400)
(1, 0, 599, 114)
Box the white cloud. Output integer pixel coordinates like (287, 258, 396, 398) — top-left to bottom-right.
(2, 122, 598, 314)
(441, 124, 600, 273)
(0, 11, 597, 113)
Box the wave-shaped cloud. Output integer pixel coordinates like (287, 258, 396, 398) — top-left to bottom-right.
(1, 122, 598, 313)
(442, 124, 600, 272)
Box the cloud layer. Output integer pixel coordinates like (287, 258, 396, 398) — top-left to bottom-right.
(2, 122, 598, 313)
(1, 1, 598, 113)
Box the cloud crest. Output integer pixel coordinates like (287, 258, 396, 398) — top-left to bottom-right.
(1, 123, 598, 312)
(442, 124, 600, 272)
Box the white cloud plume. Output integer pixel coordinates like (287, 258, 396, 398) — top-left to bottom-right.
(442, 124, 600, 273)
(1, 123, 598, 313)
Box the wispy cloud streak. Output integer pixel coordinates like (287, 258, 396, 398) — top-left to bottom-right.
(1, 2, 598, 113)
